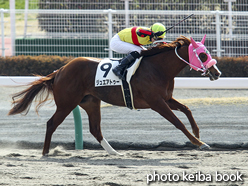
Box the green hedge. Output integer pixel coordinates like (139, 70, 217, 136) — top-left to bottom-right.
(0, 55, 74, 76)
(177, 56, 248, 77)
(0, 55, 247, 77)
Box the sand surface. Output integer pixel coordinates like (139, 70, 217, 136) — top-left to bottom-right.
(0, 147, 247, 186)
(0, 87, 248, 185)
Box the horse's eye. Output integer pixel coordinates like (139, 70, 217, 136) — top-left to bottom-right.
(199, 53, 208, 62)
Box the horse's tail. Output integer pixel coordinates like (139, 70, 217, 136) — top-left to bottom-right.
(8, 71, 58, 115)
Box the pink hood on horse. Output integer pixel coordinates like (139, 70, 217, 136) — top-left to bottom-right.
(188, 34, 217, 72)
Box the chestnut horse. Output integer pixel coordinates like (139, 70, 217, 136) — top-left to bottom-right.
(9, 35, 221, 156)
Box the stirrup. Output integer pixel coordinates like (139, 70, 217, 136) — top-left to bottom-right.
(112, 66, 127, 80)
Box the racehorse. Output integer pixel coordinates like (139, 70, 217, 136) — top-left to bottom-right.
(8, 35, 221, 156)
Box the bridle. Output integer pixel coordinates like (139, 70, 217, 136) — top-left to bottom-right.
(175, 46, 210, 76)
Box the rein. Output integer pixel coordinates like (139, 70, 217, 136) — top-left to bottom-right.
(175, 46, 208, 75)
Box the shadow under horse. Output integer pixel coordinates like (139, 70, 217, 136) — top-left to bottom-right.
(8, 35, 221, 156)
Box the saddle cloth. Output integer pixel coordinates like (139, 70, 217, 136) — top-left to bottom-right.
(95, 57, 143, 109)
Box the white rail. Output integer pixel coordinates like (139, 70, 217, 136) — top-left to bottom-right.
(0, 76, 247, 89)
(174, 77, 248, 89)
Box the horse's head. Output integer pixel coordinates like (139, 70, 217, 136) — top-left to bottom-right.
(188, 35, 221, 81)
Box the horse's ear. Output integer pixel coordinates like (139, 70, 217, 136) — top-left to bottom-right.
(201, 34, 206, 45)
(190, 37, 199, 49)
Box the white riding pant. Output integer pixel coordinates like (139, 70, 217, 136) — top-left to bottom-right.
(110, 34, 146, 54)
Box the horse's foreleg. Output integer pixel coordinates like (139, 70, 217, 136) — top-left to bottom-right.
(42, 108, 72, 156)
(149, 98, 209, 149)
(100, 138, 123, 155)
(166, 97, 200, 139)
(80, 96, 121, 155)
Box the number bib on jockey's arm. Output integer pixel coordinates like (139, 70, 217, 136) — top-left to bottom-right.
(95, 59, 122, 87)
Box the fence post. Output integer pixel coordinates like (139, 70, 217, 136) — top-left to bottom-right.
(212, 10, 225, 57)
(24, 0, 29, 38)
(10, 0, 16, 56)
(121, 0, 132, 28)
(73, 105, 83, 150)
(104, 9, 116, 58)
(224, 0, 236, 40)
(0, 9, 5, 57)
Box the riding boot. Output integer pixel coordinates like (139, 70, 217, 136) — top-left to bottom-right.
(112, 51, 141, 80)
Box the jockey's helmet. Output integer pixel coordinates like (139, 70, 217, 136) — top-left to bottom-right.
(150, 23, 166, 38)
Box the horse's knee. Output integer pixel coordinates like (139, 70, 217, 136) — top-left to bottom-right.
(181, 105, 192, 115)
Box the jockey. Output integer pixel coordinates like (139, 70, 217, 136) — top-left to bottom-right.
(110, 23, 166, 80)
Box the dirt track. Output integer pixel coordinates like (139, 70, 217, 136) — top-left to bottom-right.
(0, 87, 248, 186)
(0, 148, 247, 186)
(0, 87, 248, 149)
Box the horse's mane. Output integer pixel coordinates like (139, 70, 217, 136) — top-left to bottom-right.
(140, 36, 191, 57)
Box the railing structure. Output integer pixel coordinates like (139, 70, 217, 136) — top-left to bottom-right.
(1, 2, 248, 58)
(0, 9, 8, 57)
(0, 0, 248, 57)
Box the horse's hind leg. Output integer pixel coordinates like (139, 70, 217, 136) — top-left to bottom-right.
(43, 107, 73, 156)
(79, 95, 121, 155)
(166, 97, 200, 138)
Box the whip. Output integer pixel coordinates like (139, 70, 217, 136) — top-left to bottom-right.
(154, 14, 194, 37)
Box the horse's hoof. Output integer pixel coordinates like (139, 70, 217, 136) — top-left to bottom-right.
(199, 143, 210, 150)
(42, 153, 49, 157)
(116, 152, 124, 156)
(109, 150, 123, 156)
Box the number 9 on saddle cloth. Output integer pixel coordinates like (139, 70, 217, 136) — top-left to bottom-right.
(95, 57, 142, 109)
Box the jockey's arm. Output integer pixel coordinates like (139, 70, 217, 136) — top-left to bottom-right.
(136, 29, 153, 38)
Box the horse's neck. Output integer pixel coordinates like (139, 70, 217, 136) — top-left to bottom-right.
(154, 46, 189, 79)
(174, 46, 189, 74)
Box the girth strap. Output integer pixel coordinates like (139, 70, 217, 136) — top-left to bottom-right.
(122, 78, 133, 109)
